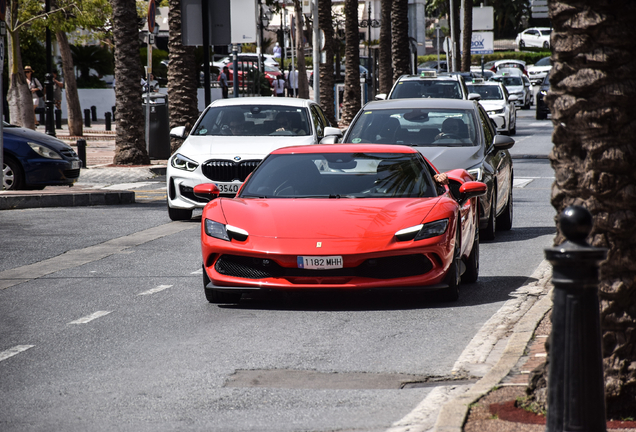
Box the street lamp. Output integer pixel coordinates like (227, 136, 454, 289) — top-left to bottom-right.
(358, 2, 380, 59)
(44, 0, 55, 136)
(258, 1, 272, 74)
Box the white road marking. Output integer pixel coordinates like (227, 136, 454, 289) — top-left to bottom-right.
(68, 311, 112, 324)
(0, 222, 197, 290)
(191, 269, 203, 275)
(137, 284, 173, 296)
(527, 122, 552, 127)
(514, 178, 534, 188)
(102, 182, 156, 190)
(0, 345, 34, 362)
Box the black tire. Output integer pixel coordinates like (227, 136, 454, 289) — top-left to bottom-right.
(480, 192, 497, 241)
(202, 264, 242, 303)
(496, 181, 514, 231)
(168, 204, 193, 221)
(441, 226, 461, 301)
(463, 227, 479, 283)
(543, 41, 550, 49)
(509, 120, 516, 136)
(3, 157, 24, 191)
(519, 40, 525, 49)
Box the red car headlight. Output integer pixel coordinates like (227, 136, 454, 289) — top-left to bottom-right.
(395, 219, 449, 242)
(204, 219, 248, 242)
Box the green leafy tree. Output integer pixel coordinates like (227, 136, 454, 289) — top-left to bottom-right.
(70, 44, 114, 87)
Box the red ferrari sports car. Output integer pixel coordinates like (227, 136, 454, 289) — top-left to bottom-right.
(194, 144, 487, 303)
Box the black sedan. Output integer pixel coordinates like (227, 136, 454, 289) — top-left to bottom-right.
(535, 72, 550, 120)
(2, 123, 81, 190)
(340, 98, 515, 241)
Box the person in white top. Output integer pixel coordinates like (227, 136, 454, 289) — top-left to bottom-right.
(272, 75, 285, 97)
(287, 67, 298, 97)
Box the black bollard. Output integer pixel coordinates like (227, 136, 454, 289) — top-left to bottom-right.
(91, 105, 97, 121)
(83, 109, 91, 127)
(112, 106, 116, 121)
(544, 206, 608, 432)
(55, 109, 62, 129)
(104, 112, 112, 131)
(76, 139, 87, 168)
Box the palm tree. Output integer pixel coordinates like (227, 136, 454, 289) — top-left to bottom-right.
(525, 0, 636, 418)
(167, 0, 199, 154)
(340, 0, 361, 125)
(318, 0, 336, 125)
(378, 0, 392, 95)
(461, 0, 472, 72)
(70, 45, 113, 86)
(110, 0, 149, 165)
(391, 0, 410, 81)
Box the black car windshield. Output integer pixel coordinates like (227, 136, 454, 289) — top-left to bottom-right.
(390, 80, 463, 99)
(344, 108, 478, 147)
(192, 105, 310, 136)
(467, 85, 503, 100)
(240, 152, 437, 199)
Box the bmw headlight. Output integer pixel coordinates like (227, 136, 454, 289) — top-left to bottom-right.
(467, 166, 483, 181)
(204, 219, 248, 242)
(488, 108, 504, 115)
(28, 142, 62, 159)
(395, 219, 449, 241)
(171, 153, 199, 172)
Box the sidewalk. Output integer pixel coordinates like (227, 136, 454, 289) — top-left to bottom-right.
(0, 121, 167, 210)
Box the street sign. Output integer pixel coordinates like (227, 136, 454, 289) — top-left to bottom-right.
(147, 0, 156, 34)
(470, 32, 494, 55)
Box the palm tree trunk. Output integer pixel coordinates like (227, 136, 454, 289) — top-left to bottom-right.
(6, 1, 34, 129)
(341, 0, 361, 125)
(110, 0, 149, 165)
(461, 0, 472, 72)
(293, 0, 309, 99)
(525, 0, 636, 418)
(378, 0, 392, 95)
(56, 31, 83, 137)
(391, 0, 410, 81)
(318, 0, 336, 125)
(167, 0, 199, 154)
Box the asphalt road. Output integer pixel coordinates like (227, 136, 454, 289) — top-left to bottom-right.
(0, 108, 556, 432)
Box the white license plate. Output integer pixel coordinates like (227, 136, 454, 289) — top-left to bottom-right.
(297, 256, 343, 270)
(216, 182, 242, 194)
(71, 160, 80, 169)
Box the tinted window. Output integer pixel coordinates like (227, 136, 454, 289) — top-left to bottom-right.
(467, 85, 503, 100)
(241, 152, 437, 198)
(390, 80, 463, 99)
(345, 108, 478, 147)
(192, 105, 310, 137)
(535, 57, 551, 67)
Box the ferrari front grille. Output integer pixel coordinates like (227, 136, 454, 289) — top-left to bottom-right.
(215, 254, 433, 280)
(202, 159, 260, 182)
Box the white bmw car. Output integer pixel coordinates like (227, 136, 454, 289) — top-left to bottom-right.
(467, 81, 517, 135)
(167, 97, 342, 221)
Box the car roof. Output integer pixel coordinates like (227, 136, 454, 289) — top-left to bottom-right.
(494, 59, 526, 66)
(397, 73, 462, 82)
(361, 98, 478, 110)
(270, 143, 419, 155)
(208, 97, 314, 109)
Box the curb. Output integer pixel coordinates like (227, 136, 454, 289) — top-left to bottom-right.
(0, 189, 135, 210)
(433, 260, 553, 432)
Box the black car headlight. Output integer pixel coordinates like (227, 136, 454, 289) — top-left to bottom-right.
(395, 219, 449, 241)
(28, 142, 62, 160)
(171, 153, 199, 172)
(204, 219, 248, 242)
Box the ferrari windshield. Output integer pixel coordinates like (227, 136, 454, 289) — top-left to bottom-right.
(344, 108, 478, 147)
(191, 105, 310, 136)
(240, 152, 438, 199)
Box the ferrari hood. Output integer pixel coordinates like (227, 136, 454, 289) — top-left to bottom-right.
(180, 135, 316, 162)
(218, 197, 443, 240)
(414, 145, 484, 173)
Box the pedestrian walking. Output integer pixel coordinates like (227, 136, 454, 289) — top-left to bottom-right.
(220, 66, 229, 99)
(272, 75, 285, 97)
(25, 66, 43, 126)
(287, 66, 298, 97)
(52, 72, 64, 110)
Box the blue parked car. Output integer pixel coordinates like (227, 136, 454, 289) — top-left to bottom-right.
(2, 122, 81, 190)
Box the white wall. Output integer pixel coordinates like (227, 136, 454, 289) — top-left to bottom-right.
(60, 87, 223, 120)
